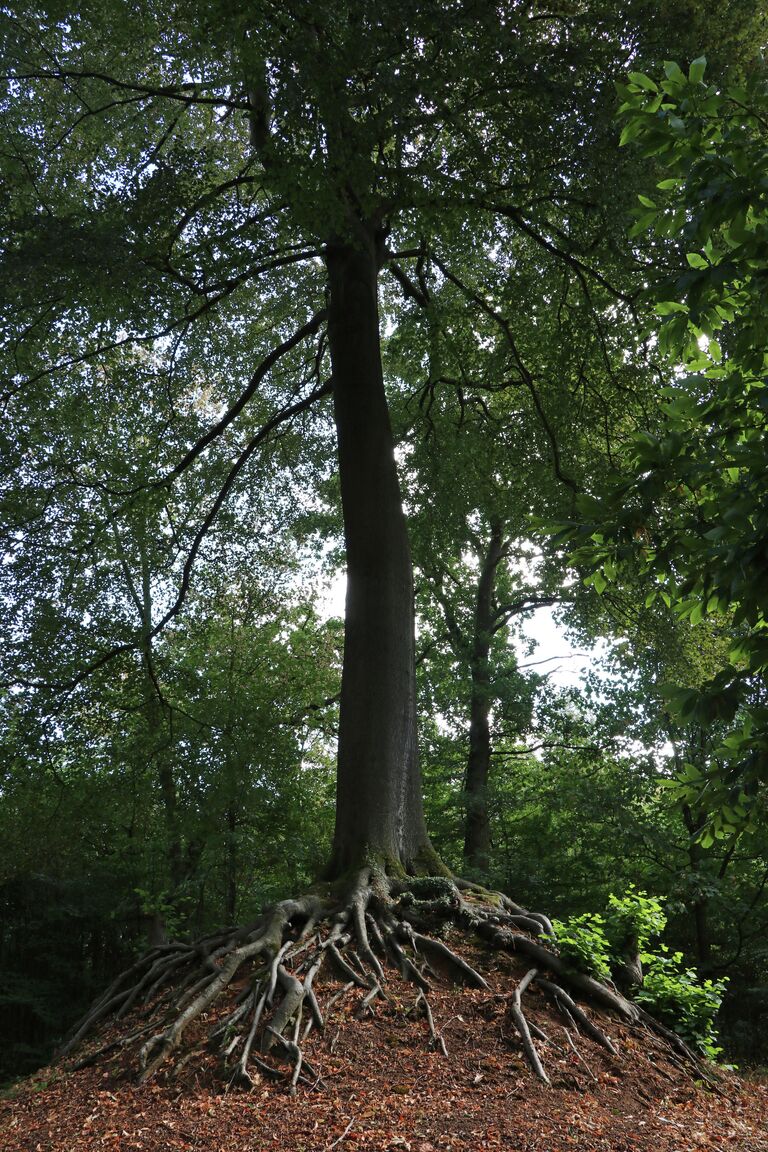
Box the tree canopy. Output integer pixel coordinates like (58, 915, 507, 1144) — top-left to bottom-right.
(561, 57, 768, 840)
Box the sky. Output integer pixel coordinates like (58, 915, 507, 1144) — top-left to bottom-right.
(513, 603, 596, 687)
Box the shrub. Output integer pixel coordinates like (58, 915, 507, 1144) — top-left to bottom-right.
(604, 886, 667, 951)
(550, 913, 612, 982)
(635, 951, 727, 1061)
(554, 888, 726, 1060)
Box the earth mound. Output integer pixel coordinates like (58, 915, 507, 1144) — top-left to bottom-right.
(2, 938, 767, 1151)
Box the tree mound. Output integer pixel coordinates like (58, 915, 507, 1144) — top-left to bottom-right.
(56, 873, 666, 1087)
(3, 939, 767, 1152)
(4, 873, 766, 1152)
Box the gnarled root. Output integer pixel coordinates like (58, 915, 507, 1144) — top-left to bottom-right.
(60, 871, 710, 1092)
(508, 968, 550, 1085)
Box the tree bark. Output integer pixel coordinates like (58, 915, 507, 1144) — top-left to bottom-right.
(463, 521, 506, 872)
(683, 803, 712, 971)
(324, 227, 435, 879)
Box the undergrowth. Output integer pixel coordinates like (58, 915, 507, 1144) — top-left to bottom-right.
(553, 888, 727, 1061)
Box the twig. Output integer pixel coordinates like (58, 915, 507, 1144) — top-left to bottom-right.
(564, 1027, 597, 1081)
(327, 1116, 356, 1149)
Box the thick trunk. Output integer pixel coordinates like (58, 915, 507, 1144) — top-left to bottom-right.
(463, 522, 506, 872)
(324, 229, 435, 878)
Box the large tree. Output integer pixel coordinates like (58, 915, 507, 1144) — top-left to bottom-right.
(3, 0, 762, 1086)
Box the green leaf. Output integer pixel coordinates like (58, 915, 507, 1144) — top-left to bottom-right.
(688, 57, 707, 84)
(628, 71, 659, 92)
(663, 60, 686, 84)
(655, 301, 687, 315)
(619, 118, 646, 146)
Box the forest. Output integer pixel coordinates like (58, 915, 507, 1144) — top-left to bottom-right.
(1, 1, 768, 1143)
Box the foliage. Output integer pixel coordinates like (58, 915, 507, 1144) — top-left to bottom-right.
(2, 0, 768, 1082)
(605, 887, 668, 951)
(553, 890, 667, 985)
(0, 582, 339, 1081)
(556, 889, 727, 1059)
(636, 953, 728, 1061)
(0, 872, 133, 1082)
(551, 913, 613, 982)
(553, 56, 768, 837)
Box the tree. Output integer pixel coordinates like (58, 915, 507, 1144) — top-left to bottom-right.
(560, 57, 768, 838)
(404, 388, 561, 875)
(3, 0, 762, 1086)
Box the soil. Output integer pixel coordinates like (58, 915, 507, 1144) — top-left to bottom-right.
(2, 940, 767, 1152)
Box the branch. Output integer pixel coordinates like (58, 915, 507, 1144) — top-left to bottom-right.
(431, 254, 579, 494)
(516, 652, 590, 670)
(477, 202, 637, 307)
(289, 692, 341, 725)
(387, 261, 430, 309)
(151, 378, 334, 637)
(163, 177, 275, 253)
(423, 566, 470, 658)
(161, 308, 327, 487)
(15, 379, 334, 698)
(491, 594, 559, 631)
(491, 740, 609, 758)
(17, 270, 254, 392)
(8, 68, 250, 112)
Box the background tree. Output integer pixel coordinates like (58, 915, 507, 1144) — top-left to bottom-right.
(561, 58, 768, 836)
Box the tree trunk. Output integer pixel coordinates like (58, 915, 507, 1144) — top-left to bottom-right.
(683, 803, 712, 971)
(137, 533, 184, 902)
(225, 806, 237, 926)
(463, 521, 506, 872)
(324, 228, 436, 879)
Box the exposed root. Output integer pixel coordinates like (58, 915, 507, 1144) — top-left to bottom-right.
(536, 977, 619, 1056)
(381, 921, 431, 991)
(508, 968, 550, 1085)
(634, 1005, 724, 1091)
(60, 872, 714, 1093)
(415, 990, 448, 1056)
(564, 1027, 598, 1082)
(399, 925, 489, 989)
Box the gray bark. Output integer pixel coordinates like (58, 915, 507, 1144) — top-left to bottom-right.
(324, 227, 433, 877)
(463, 521, 506, 871)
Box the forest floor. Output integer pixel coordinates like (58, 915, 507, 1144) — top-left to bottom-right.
(1, 938, 767, 1152)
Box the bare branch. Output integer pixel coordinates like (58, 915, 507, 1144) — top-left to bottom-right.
(8, 68, 251, 112)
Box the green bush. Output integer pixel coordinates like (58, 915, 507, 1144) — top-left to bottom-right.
(635, 951, 727, 1062)
(550, 913, 612, 982)
(604, 886, 667, 950)
(554, 888, 726, 1060)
